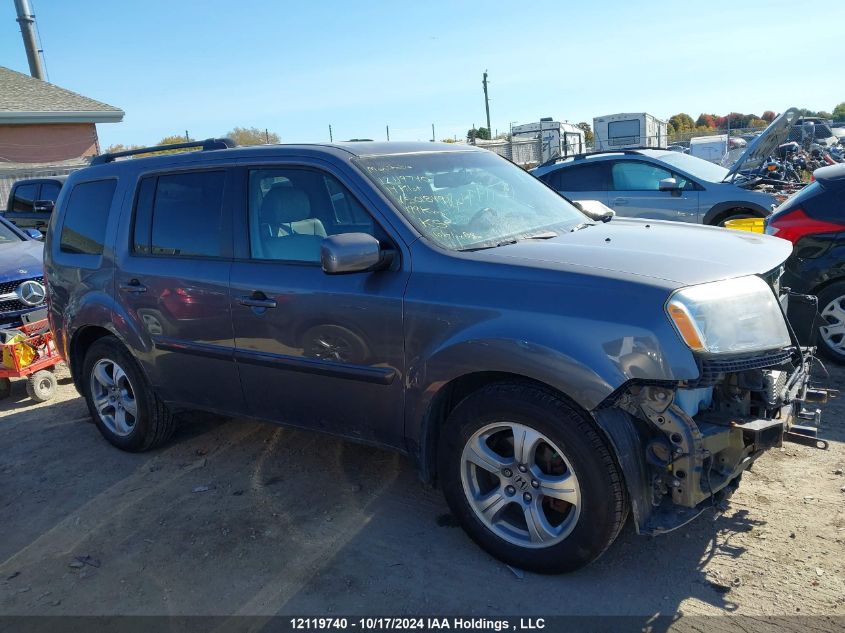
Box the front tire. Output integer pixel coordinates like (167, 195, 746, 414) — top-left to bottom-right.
(438, 383, 628, 573)
(82, 337, 175, 451)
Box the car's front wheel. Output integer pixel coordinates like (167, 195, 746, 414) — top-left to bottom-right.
(82, 337, 175, 451)
(439, 383, 628, 573)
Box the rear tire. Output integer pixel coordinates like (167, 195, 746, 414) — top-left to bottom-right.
(716, 210, 755, 226)
(816, 282, 845, 364)
(438, 383, 628, 573)
(0, 377, 11, 400)
(26, 370, 56, 402)
(81, 337, 175, 451)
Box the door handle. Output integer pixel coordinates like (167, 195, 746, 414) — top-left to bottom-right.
(238, 292, 277, 309)
(119, 280, 147, 293)
(613, 197, 629, 205)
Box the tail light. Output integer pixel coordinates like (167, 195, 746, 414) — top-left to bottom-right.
(765, 208, 845, 244)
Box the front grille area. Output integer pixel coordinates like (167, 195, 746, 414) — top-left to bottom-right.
(0, 276, 44, 296)
(0, 276, 45, 315)
(694, 350, 793, 386)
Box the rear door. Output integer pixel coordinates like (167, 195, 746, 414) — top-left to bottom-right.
(228, 162, 408, 448)
(608, 159, 699, 222)
(114, 168, 244, 414)
(541, 162, 609, 205)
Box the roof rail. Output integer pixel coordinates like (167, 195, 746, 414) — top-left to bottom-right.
(90, 137, 237, 165)
(538, 147, 668, 168)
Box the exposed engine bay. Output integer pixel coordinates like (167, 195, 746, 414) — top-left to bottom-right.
(595, 279, 831, 535)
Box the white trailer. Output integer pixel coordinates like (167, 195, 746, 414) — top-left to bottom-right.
(511, 118, 585, 163)
(592, 113, 667, 151)
(689, 135, 728, 164)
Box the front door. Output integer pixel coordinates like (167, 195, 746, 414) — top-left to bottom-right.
(608, 160, 699, 222)
(229, 165, 408, 448)
(114, 168, 244, 414)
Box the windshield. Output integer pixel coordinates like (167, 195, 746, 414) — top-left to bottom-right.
(357, 150, 588, 250)
(657, 152, 730, 183)
(0, 221, 23, 244)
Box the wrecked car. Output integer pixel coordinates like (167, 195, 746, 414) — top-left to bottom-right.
(45, 139, 825, 573)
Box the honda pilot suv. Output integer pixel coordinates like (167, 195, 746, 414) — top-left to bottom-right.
(45, 139, 825, 573)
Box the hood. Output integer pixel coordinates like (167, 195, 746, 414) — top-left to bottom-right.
(724, 107, 800, 180)
(475, 218, 791, 288)
(0, 240, 44, 283)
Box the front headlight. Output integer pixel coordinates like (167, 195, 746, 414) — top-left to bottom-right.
(666, 275, 791, 354)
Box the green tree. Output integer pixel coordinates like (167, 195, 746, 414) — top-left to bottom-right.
(668, 113, 695, 132)
(833, 103, 845, 120)
(104, 143, 143, 154)
(696, 114, 717, 128)
(467, 127, 491, 141)
(226, 126, 280, 146)
(576, 122, 594, 144)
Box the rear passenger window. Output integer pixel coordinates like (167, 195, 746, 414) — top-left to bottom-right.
(133, 171, 225, 257)
(39, 182, 62, 204)
(555, 164, 608, 191)
(59, 179, 116, 255)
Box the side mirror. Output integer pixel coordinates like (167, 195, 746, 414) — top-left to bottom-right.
(658, 177, 679, 191)
(321, 233, 387, 274)
(33, 200, 54, 213)
(24, 228, 43, 240)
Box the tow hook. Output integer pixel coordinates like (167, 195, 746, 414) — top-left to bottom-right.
(785, 408, 828, 450)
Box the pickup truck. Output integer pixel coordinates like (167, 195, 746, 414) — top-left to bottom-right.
(3, 176, 66, 233)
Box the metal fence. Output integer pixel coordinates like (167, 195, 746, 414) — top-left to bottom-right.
(0, 160, 88, 207)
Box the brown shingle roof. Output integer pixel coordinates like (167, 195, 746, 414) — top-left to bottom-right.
(0, 66, 123, 123)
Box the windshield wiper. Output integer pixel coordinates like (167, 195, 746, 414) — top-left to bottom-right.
(569, 222, 594, 232)
(522, 230, 558, 240)
(460, 239, 519, 252)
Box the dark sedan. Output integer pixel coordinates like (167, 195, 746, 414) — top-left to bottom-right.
(0, 216, 47, 328)
(766, 163, 845, 361)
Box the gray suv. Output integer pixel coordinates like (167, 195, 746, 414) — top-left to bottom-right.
(532, 149, 776, 225)
(46, 139, 823, 573)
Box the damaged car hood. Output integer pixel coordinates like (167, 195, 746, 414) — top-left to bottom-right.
(475, 218, 792, 287)
(724, 107, 800, 180)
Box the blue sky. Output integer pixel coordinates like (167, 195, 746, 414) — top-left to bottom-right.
(1, 0, 842, 148)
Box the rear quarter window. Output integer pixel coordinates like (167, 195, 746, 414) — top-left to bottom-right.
(59, 179, 117, 255)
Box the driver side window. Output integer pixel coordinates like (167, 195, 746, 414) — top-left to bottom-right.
(248, 168, 381, 263)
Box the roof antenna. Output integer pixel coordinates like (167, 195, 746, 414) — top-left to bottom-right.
(14, 0, 46, 80)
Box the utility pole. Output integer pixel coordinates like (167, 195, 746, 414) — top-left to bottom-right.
(329, 124, 333, 142)
(264, 128, 269, 144)
(14, 0, 45, 80)
(185, 130, 190, 141)
(431, 124, 435, 142)
(482, 70, 491, 137)
(386, 125, 390, 141)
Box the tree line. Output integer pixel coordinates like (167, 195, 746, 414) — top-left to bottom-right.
(104, 127, 281, 155)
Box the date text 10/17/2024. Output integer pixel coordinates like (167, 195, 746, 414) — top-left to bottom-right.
(289, 618, 546, 631)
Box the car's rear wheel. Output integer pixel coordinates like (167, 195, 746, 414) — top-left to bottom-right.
(816, 282, 845, 364)
(439, 383, 628, 573)
(82, 337, 175, 451)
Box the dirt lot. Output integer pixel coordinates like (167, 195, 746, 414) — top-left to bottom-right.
(1, 363, 844, 619)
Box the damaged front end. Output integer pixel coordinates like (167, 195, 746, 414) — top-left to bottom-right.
(595, 272, 831, 536)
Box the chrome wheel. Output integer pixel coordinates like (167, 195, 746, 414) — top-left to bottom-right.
(460, 421, 581, 548)
(820, 295, 845, 354)
(90, 359, 138, 437)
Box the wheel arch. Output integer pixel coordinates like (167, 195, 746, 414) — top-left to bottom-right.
(702, 201, 769, 226)
(413, 370, 624, 486)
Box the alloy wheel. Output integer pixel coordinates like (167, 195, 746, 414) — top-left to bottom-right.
(90, 359, 138, 437)
(460, 421, 581, 548)
(820, 295, 845, 354)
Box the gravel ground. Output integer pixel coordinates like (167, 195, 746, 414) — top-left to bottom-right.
(0, 363, 843, 619)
